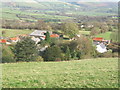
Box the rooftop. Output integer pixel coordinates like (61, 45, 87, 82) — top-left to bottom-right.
(30, 30, 51, 37)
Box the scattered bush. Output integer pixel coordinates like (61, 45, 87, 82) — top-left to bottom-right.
(69, 36, 97, 59)
(42, 45, 63, 61)
(112, 52, 118, 57)
(36, 56, 44, 62)
(102, 51, 113, 58)
(2, 45, 16, 63)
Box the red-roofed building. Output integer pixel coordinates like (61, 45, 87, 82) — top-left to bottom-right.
(9, 37, 20, 43)
(92, 37, 103, 41)
(50, 34, 59, 38)
(0, 39, 7, 44)
(92, 37, 110, 45)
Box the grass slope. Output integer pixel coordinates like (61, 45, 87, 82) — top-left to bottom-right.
(79, 31, 90, 35)
(0, 28, 33, 37)
(2, 58, 118, 88)
(95, 32, 112, 40)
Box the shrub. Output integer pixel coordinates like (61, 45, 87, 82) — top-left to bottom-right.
(65, 46, 71, 60)
(36, 56, 44, 62)
(69, 36, 97, 59)
(96, 51, 118, 58)
(42, 45, 62, 61)
(103, 51, 113, 58)
(112, 52, 118, 57)
(45, 31, 51, 44)
(2, 45, 16, 63)
(50, 38, 60, 46)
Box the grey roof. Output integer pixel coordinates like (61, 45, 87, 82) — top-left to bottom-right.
(100, 43, 106, 49)
(30, 30, 47, 37)
(93, 41, 99, 45)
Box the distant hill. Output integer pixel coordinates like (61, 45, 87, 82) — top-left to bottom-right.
(1, 0, 118, 22)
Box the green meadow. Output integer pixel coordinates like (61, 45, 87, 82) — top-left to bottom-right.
(0, 28, 33, 38)
(79, 31, 90, 35)
(2, 58, 118, 88)
(95, 32, 112, 40)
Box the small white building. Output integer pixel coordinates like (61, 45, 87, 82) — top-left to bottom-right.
(31, 37, 41, 44)
(96, 43, 107, 53)
(81, 25, 85, 28)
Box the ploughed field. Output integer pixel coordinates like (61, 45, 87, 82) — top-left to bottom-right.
(2, 58, 118, 88)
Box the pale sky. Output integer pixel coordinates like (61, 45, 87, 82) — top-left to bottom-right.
(2, 0, 119, 2)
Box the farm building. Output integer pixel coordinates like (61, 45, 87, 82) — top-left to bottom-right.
(93, 37, 104, 42)
(0, 39, 7, 44)
(50, 34, 59, 38)
(9, 37, 20, 43)
(92, 37, 110, 45)
(30, 30, 59, 44)
(92, 37, 110, 53)
(96, 43, 107, 53)
(30, 30, 52, 40)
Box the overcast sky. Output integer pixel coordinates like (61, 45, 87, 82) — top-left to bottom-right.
(2, 0, 119, 2)
(60, 0, 119, 2)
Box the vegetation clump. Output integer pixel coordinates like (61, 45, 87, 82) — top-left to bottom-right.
(14, 37, 39, 62)
(42, 45, 63, 61)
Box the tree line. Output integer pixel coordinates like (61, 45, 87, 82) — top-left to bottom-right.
(2, 31, 119, 63)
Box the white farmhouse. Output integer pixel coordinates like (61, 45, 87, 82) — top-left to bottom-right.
(96, 43, 107, 53)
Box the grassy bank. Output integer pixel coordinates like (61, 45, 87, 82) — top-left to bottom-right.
(95, 32, 112, 40)
(0, 28, 33, 37)
(2, 58, 118, 88)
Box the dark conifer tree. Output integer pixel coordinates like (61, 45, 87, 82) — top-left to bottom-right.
(45, 31, 51, 44)
(14, 37, 38, 62)
(65, 46, 71, 60)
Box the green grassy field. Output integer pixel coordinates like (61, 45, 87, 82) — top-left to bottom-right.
(95, 32, 112, 40)
(0, 28, 33, 37)
(79, 31, 90, 35)
(2, 58, 118, 88)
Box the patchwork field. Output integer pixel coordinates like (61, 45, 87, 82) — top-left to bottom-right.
(2, 58, 118, 88)
(1, 1, 118, 22)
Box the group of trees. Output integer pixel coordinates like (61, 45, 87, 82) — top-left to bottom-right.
(90, 21, 113, 36)
(39, 35, 97, 61)
(2, 37, 39, 63)
(2, 16, 117, 33)
(61, 21, 79, 38)
(2, 19, 52, 30)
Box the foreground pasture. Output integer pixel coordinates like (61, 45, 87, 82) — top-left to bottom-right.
(2, 58, 118, 88)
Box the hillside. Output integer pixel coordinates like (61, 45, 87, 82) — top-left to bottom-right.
(1, 0, 118, 22)
(2, 58, 118, 88)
